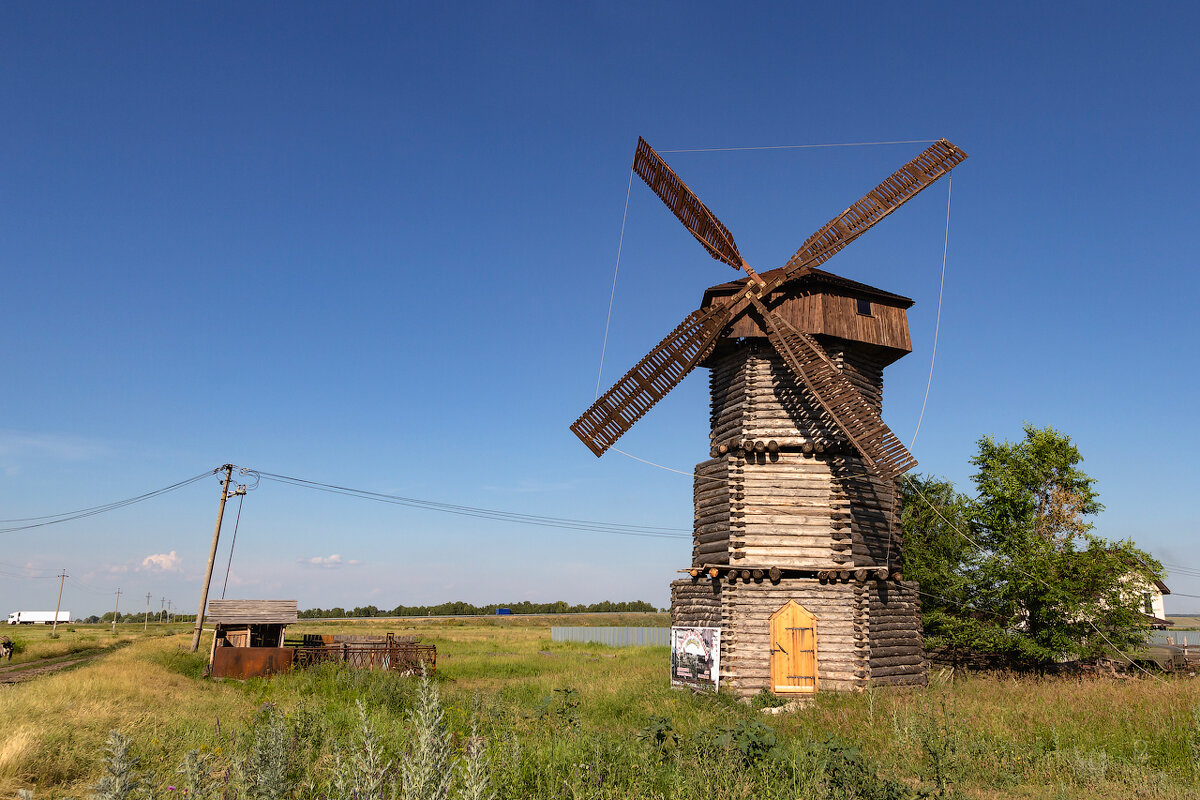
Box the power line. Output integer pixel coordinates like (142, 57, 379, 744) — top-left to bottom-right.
(239, 467, 690, 540)
(0, 469, 219, 534)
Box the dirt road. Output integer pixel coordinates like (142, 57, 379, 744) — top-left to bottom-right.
(0, 652, 106, 684)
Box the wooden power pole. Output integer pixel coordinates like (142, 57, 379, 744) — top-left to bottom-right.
(112, 588, 121, 633)
(144, 592, 152, 632)
(191, 465, 234, 652)
(52, 569, 67, 635)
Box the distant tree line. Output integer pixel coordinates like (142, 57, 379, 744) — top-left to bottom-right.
(298, 600, 659, 619)
(77, 612, 196, 624)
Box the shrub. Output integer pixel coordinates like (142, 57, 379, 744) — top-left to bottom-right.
(91, 731, 142, 800)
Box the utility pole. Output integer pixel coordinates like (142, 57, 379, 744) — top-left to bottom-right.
(52, 569, 68, 635)
(112, 588, 121, 633)
(144, 593, 152, 632)
(160, 596, 166, 624)
(191, 464, 234, 652)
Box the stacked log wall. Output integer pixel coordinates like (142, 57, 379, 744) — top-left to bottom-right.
(736, 453, 838, 568)
(693, 458, 733, 566)
(670, 579, 721, 628)
(719, 578, 869, 696)
(868, 581, 926, 686)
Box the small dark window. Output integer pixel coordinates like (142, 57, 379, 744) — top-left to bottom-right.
(856, 298, 873, 316)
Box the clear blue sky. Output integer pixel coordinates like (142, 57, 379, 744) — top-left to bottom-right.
(3, 3, 1198, 617)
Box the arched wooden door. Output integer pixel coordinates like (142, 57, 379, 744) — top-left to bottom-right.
(769, 601, 818, 693)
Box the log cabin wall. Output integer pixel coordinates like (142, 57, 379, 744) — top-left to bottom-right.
(699, 340, 901, 571)
(718, 578, 869, 696)
(671, 575, 924, 695)
(868, 581, 926, 686)
(670, 578, 721, 628)
(726, 579, 871, 695)
(693, 458, 732, 566)
(671, 272, 922, 695)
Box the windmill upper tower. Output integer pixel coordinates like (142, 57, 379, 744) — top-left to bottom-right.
(571, 137, 967, 695)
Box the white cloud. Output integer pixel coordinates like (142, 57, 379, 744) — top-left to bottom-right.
(299, 554, 361, 569)
(140, 551, 182, 572)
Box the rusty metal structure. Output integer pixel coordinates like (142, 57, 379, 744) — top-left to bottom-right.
(206, 600, 436, 679)
(207, 599, 299, 679)
(291, 633, 436, 674)
(571, 137, 968, 694)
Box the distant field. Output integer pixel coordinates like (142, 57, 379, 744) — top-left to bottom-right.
(1169, 615, 1200, 629)
(2, 617, 1200, 799)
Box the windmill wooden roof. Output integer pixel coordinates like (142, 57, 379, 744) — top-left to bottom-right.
(701, 266, 915, 362)
(207, 599, 298, 625)
(702, 266, 915, 309)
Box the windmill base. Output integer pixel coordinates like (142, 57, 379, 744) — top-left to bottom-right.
(670, 575, 926, 696)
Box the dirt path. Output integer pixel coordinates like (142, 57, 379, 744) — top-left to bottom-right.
(0, 652, 106, 684)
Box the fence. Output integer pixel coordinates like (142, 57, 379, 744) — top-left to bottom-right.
(1149, 630, 1197, 647)
(287, 633, 436, 674)
(551, 626, 670, 647)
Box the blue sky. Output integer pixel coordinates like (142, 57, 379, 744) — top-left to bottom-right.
(3, 3, 1198, 617)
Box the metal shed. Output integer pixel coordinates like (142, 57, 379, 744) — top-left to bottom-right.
(207, 599, 298, 679)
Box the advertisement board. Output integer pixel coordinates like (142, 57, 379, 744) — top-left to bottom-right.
(670, 626, 720, 691)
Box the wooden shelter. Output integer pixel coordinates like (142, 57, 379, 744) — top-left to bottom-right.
(207, 599, 298, 679)
(670, 271, 926, 696)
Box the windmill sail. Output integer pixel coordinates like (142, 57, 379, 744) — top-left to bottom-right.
(759, 306, 917, 481)
(633, 137, 744, 270)
(571, 304, 732, 457)
(778, 139, 967, 282)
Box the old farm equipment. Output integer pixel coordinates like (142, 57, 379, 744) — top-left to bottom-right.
(290, 633, 436, 674)
(571, 137, 967, 695)
(207, 600, 435, 679)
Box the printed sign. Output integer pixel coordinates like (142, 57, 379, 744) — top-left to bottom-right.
(671, 626, 720, 691)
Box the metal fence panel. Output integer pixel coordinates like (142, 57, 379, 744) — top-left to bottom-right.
(550, 626, 670, 647)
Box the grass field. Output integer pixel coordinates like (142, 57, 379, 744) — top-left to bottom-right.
(2, 615, 1200, 799)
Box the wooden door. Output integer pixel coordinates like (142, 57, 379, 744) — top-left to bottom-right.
(769, 601, 818, 693)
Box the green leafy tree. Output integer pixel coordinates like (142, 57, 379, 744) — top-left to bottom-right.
(902, 424, 1162, 665)
(899, 474, 990, 649)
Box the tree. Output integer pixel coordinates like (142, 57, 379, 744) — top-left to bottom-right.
(899, 474, 987, 649)
(901, 424, 1163, 666)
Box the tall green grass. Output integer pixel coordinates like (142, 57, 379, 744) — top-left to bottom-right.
(4, 620, 1200, 799)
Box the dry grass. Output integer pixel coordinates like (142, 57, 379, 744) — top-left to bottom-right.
(2, 618, 1200, 799)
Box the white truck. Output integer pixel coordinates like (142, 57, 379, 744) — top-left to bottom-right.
(6, 611, 70, 625)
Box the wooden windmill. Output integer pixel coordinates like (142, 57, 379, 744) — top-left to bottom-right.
(571, 137, 967, 695)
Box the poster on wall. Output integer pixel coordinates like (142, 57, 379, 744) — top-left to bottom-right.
(671, 626, 720, 691)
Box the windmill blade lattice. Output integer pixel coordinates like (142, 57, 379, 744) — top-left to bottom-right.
(571, 303, 733, 457)
(757, 303, 917, 481)
(633, 137, 744, 270)
(777, 139, 967, 283)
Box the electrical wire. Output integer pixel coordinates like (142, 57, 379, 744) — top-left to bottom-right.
(221, 491, 245, 599)
(0, 469, 219, 534)
(238, 468, 690, 540)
